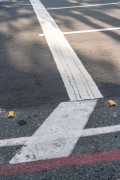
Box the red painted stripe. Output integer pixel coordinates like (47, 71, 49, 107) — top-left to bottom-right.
(0, 150, 120, 176)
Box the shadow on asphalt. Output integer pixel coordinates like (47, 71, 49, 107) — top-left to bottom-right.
(0, 0, 120, 110)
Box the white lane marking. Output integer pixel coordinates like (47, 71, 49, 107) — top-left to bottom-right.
(14, 2, 120, 8)
(29, 0, 102, 101)
(10, 100, 97, 164)
(39, 27, 120, 37)
(1, 124, 120, 148)
(0, 137, 30, 147)
(81, 124, 120, 137)
(46, 2, 120, 10)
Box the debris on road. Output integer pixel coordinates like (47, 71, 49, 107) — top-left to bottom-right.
(8, 111, 15, 118)
(17, 120, 27, 126)
(107, 100, 116, 107)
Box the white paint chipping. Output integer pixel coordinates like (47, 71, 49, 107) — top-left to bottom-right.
(10, 100, 97, 164)
(30, 0, 102, 101)
(39, 27, 120, 37)
(46, 2, 120, 10)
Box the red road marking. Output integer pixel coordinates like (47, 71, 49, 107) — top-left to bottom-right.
(0, 150, 120, 176)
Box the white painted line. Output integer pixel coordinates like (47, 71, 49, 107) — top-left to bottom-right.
(0, 137, 30, 147)
(13, 2, 120, 8)
(61, 27, 120, 36)
(39, 27, 120, 37)
(82, 124, 120, 137)
(1, 123, 120, 148)
(46, 2, 120, 10)
(30, 0, 102, 101)
(10, 100, 97, 164)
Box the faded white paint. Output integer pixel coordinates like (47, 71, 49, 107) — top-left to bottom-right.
(20, 2, 120, 8)
(30, 0, 102, 101)
(39, 27, 120, 37)
(10, 100, 97, 164)
(46, 2, 120, 10)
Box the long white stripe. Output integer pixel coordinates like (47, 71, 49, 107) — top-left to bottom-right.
(1, 124, 120, 148)
(14, 2, 120, 8)
(30, 0, 102, 100)
(82, 124, 120, 137)
(10, 100, 97, 164)
(46, 2, 120, 10)
(39, 27, 120, 37)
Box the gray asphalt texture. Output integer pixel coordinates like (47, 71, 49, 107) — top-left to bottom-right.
(0, 0, 120, 179)
(2, 161, 120, 180)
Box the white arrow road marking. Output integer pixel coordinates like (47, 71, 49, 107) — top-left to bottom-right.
(30, 0, 102, 101)
(10, 100, 97, 164)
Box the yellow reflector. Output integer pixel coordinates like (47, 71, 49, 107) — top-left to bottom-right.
(8, 111, 15, 118)
(107, 100, 116, 107)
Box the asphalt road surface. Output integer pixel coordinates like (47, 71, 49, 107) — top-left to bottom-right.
(0, 0, 120, 179)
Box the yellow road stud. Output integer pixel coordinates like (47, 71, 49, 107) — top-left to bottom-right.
(107, 100, 116, 107)
(8, 111, 15, 118)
